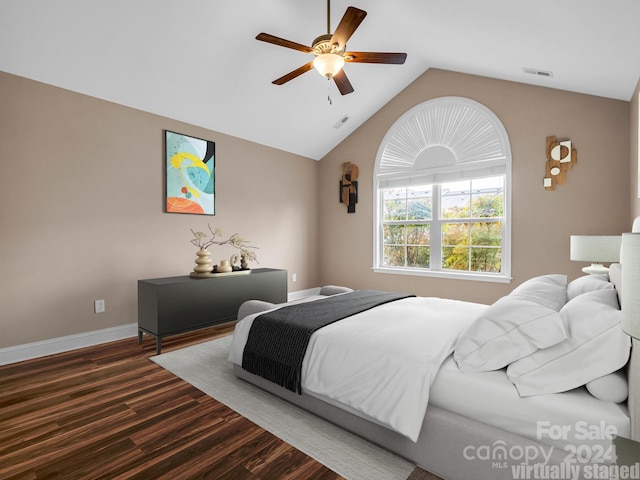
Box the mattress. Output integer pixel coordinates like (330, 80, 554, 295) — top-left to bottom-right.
(230, 294, 631, 462)
(429, 355, 630, 460)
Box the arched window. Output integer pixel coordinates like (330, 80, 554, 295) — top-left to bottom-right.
(373, 97, 512, 282)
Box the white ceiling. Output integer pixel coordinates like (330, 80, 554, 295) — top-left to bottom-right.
(2, 0, 639, 160)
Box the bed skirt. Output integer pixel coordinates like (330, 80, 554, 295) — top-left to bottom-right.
(233, 364, 604, 480)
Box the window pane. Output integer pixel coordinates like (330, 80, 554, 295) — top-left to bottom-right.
(407, 186, 432, 220)
(383, 188, 407, 221)
(441, 180, 471, 219)
(471, 177, 504, 218)
(407, 246, 430, 267)
(442, 223, 470, 270)
(408, 185, 432, 197)
(471, 176, 503, 190)
(471, 247, 502, 272)
(407, 224, 430, 245)
(377, 173, 506, 277)
(384, 199, 406, 221)
(442, 223, 469, 246)
(383, 245, 405, 267)
(383, 187, 406, 200)
(384, 224, 405, 244)
(471, 221, 502, 246)
(442, 246, 469, 270)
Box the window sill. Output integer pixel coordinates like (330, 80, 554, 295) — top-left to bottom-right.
(372, 267, 512, 284)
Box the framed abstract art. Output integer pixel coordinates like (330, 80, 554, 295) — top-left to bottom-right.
(165, 130, 215, 215)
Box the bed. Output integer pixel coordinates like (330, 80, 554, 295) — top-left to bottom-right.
(227, 240, 639, 480)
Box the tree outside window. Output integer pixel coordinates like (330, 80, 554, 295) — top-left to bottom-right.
(382, 177, 504, 274)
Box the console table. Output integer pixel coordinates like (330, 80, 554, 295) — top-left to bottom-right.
(138, 268, 287, 354)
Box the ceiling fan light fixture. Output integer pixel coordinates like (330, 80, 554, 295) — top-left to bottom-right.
(313, 53, 345, 78)
(256, 4, 404, 95)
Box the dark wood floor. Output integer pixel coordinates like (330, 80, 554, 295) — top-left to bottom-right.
(0, 325, 440, 480)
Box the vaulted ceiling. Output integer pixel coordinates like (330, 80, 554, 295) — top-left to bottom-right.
(2, 0, 639, 160)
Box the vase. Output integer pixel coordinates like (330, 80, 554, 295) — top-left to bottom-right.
(192, 249, 213, 275)
(217, 259, 233, 273)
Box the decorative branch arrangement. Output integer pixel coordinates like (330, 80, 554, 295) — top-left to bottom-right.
(340, 162, 359, 213)
(190, 224, 259, 263)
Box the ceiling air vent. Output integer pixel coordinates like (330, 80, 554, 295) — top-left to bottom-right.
(333, 115, 351, 129)
(523, 67, 553, 78)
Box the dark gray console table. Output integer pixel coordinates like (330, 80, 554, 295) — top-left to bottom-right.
(138, 268, 287, 354)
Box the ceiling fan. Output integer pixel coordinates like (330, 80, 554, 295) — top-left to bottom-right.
(256, 1, 407, 96)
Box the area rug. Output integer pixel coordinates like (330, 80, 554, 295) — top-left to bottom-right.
(151, 335, 415, 480)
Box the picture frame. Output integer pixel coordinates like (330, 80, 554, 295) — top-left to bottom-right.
(165, 130, 215, 215)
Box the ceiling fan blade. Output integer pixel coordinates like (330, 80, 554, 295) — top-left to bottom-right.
(272, 62, 315, 85)
(256, 33, 314, 54)
(330, 7, 367, 50)
(332, 69, 354, 95)
(345, 52, 407, 64)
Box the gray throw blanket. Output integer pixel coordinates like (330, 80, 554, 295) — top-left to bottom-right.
(241, 290, 414, 394)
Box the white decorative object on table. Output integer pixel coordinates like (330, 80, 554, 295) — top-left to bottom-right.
(191, 249, 214, 278)
(217, 259, 233, 273)
(188, 223, 259, 278)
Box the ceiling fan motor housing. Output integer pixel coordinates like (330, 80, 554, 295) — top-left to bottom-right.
(312, 34, 344, 55)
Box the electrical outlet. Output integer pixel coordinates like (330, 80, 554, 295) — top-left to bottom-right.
(292, 273, 297, 282)
(94, 299, 105, 313)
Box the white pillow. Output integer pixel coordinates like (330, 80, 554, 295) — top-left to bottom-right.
(454, 275, 568, 372)
(319, 285, 354, 296)
(507, 289, 631, 396)
(586, 370, 628, 403)
(510, 274, 568, 311)
(567, 275, 613, 301)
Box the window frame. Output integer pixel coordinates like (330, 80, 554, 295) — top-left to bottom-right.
(372, 97, 512, 283)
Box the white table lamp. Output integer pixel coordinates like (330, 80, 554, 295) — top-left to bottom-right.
(621, 232, 640, 339)
(570, 235, 621, 275)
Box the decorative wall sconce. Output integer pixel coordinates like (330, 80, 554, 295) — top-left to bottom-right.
(543, 136, 577, 190)
(340, 162, 359, 213)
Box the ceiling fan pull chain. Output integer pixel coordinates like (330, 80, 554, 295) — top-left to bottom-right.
(327, 78, 333, 105)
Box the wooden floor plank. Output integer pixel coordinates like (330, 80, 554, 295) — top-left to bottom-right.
(0, 325, 345, 479)
(0, 324, 437, 479)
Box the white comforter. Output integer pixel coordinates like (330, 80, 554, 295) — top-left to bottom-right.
(228, 296, 487, 441)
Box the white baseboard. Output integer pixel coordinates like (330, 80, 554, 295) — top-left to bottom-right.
(0, 288, 322, 366)
(288, 287, 321, 301)
(0, 323, 138, 366)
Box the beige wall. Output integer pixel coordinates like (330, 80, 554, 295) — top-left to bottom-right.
(318, 69, 631, 304)
(631, 77, 640, 220)
(1, 68, 636, 349)
(0, 71, 320, 348)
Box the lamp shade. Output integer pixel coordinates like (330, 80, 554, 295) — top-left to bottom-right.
(621, 232, 640, 339)
(313, 53, 345, 78)
(570, 235, 621, 275)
